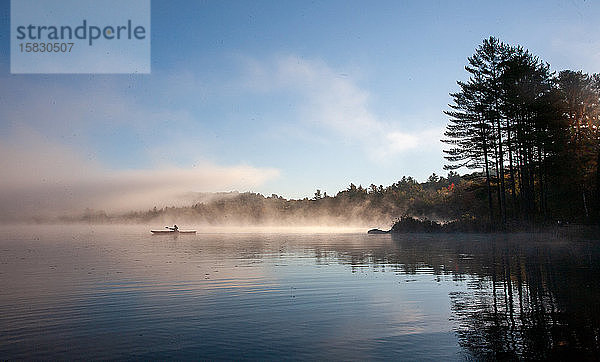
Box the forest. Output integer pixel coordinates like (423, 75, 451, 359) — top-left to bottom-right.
(443, 37, 600, 228)
(70, 173, 464, 226)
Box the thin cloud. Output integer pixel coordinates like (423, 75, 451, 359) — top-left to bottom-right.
(240, 55, 443, 160)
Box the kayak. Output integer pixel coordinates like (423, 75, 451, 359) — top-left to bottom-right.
(150, 230, 196, 234)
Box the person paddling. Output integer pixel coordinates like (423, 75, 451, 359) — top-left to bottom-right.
(167, 224, 179, 231)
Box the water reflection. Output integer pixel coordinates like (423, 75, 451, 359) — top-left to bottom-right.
(1, 226, 599, 360)
(282, 232, 600, 359)
(161, 230, 600, 359)
(385, 234, 600, 360)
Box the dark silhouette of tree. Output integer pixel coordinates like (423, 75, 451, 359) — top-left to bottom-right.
(313, 189, 322, 200)
(443, 37, 508, 223)
(444, 36, 600, 225)
(556, 71, 600, 220)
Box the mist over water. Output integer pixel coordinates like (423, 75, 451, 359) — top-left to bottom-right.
(1, 225, 598, 360)
(0, 128, 280, 220)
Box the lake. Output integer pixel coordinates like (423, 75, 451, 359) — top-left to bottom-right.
(1, 225, 599, 360)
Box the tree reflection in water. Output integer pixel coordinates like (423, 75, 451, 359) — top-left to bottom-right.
(381, 233, 600, 360)
(168, 231, 600, 358)
(328, 233, 600, 359)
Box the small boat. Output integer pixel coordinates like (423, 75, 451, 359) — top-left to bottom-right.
(151, 226, 196, 234)
(150, 229, 196, 234)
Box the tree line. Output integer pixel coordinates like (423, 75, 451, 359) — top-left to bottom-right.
(66, 173, 469, 225)
(443, 37, 600, 226)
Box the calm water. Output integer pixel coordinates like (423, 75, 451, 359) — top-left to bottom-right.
(1, 225, 599, 360)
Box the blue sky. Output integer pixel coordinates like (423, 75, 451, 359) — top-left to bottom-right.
(1, 0, 600, 214)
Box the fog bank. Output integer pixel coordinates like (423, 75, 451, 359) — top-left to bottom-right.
(0, 129, 279, 220)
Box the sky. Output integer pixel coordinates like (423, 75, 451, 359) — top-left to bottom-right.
(1, 0, 600, 216)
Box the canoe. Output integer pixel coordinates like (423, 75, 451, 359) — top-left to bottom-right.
(150, 230, 196, 234)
